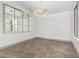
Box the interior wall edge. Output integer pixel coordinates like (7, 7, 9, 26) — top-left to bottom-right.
(72, 35, 79, 54)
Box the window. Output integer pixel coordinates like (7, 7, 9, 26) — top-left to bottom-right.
(4, 4, 14, 33)
(23, 13, 28, 32)
(28, 13, 33, 32)
(3, 4, 32, 33)
(15, 9, 23, 32)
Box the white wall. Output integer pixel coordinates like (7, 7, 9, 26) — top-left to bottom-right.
(0, 2, 36, 48)
(36, 11, 72, 41)
(0, 1, 74, 49)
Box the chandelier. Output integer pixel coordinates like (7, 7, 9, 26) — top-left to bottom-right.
(33, 2, 48, 17)
(33, 8, 48, 17)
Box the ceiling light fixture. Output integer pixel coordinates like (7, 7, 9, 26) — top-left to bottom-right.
(33, 1, 48, 17)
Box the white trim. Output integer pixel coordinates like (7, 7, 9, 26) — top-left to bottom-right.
(35, 37, 72, 43)
(0, 37, 35, 50)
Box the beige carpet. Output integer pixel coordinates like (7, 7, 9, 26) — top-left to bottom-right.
(0, 38, 78, 58)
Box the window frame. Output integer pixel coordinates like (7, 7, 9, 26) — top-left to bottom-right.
(3, 3, 32, 33)
(74, 2, 79, 38)
(3, 3, 23, 33)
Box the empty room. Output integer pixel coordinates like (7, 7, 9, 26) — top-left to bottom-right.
(0, 0, 79, 58)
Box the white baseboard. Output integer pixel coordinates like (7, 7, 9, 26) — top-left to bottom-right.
(0, 37, 72, 50)
(0, 37, 36, 50)
(35, 37, 72, 43)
